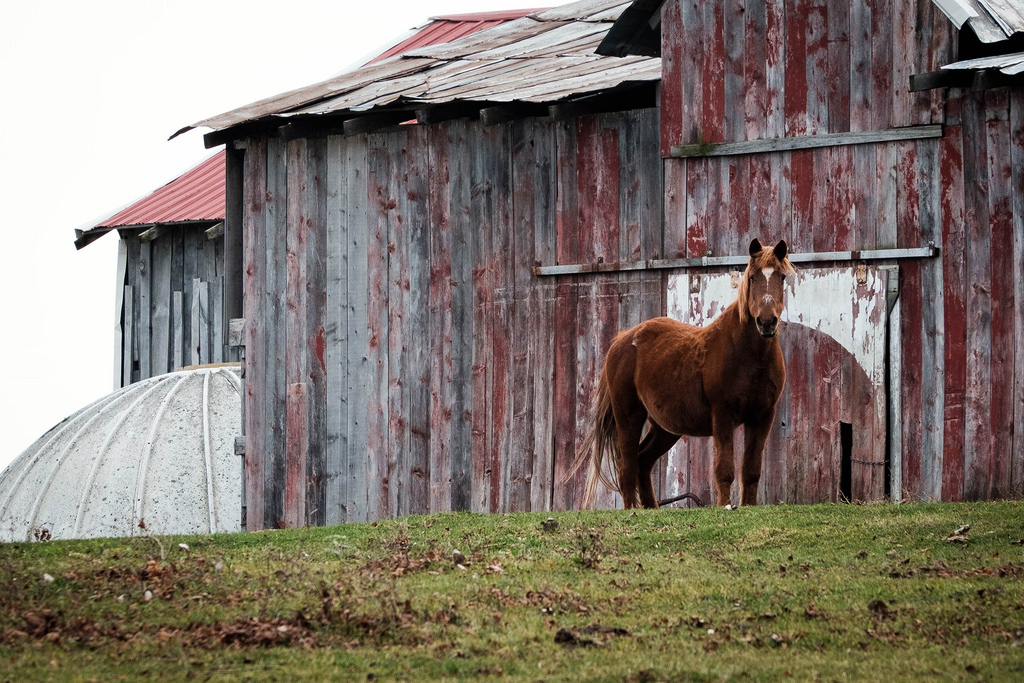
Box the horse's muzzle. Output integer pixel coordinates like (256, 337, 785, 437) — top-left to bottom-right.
(756, 317, 779, 338)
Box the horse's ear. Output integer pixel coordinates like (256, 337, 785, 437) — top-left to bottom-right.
(773, 240, 788, 261)
(749, 238, 763, 257)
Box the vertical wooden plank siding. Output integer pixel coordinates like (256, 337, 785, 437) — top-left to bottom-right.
(122, 286, 134, 387)
(323, 135, 347, 525)
(551, 119, 581, 510)
(984, 89, 1014, 498)
(345, 136, 371, 523)
(1011, 88, 1024, 497)
(305, 137, 328, 527)
(151, 239, 171, 375)
(138, 242, 151, 379)
(385, 131, 409, 518)
(427, 123, 454, 514)
(940, 94, 967, 501)
(264, 137, 288, 529)
(447, 119, 475, 513)
(284, 138, 308, 528)
(366, 133, 391, 520)
(486, 123, 514, 514)
(243, 136, 267, 530)
(404, 126, 432, 516)
(961, 90, 993, 502)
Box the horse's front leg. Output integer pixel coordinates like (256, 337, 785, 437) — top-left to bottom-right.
(740, 416, 773, 506)
(711, 418, 736, 507)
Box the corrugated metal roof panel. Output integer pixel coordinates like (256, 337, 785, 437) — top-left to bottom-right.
(96, 151, 226, 228)
(941, 49, 1024, 72)
(183, 0, 657, 137)
(367, 9, 548, 64)
(935, 0, 1024, 42)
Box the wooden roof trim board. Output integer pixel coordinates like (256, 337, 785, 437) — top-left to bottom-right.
(177, 1, 655, 144)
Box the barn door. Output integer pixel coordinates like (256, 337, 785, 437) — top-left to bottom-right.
(664, 266, 894, 505)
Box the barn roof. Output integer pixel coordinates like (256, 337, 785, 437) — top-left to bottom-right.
(74, 151, 226, 249)
(367, 9, 549, 64)
(178, 0, 661, 146)
(77, 9, 541, 250)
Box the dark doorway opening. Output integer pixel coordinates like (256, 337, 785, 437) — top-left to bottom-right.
(840, 421, 853, 502)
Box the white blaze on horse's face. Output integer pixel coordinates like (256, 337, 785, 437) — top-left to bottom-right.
(748, 263, 786, 338)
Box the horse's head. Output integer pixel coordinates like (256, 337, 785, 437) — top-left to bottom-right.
(739, 238, 795, 339)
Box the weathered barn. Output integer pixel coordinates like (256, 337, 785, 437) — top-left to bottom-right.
(176, 0, 1023, 529)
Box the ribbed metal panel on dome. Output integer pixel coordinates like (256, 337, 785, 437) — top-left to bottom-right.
(0, 366, 242, 542)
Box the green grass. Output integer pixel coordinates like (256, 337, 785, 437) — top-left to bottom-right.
(2, 502, 1023, 681)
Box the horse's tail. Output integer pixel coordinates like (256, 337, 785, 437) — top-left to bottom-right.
(564, 375, 620, 508)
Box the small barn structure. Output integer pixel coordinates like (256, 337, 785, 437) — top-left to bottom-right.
(174, 0, 1022, 528)
(76, 151, 237, 387)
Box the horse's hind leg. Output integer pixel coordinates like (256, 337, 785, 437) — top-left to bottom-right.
(611, 409, 647, 508)
(597, 333, 649, 509)
(636, 424, 680, 508)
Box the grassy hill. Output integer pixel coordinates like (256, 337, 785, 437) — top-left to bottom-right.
(2, 501, 1023, 681)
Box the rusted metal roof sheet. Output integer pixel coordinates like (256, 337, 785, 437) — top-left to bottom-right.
(367, 9, 548, 64)
(181, 0, 659, 138)
(934, 0, 1024, 42)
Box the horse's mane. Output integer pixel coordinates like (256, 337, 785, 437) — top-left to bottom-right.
(736, 245, 797, 325)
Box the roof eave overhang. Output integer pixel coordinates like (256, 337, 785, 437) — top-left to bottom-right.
(75, 219, 223, 250)
(200, 79, 661, 148)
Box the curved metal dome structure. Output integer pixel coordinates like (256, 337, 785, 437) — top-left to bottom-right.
(0, 365, 242, 541)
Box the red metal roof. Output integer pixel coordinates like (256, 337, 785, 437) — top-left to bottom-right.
(367, 9, 548, 64)
(96, 151, 226, 228)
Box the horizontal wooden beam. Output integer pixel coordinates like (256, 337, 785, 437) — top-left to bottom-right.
(534, 245, 939, 276)
(669, 125, 943, 159)
(911, 68, 1024, 92)
(479, 102, 550, 126)
(205, 222, 224, 240)
(549, 81, 659, 120)
(342, 110, 415, 136)
(414, 102, 482, 125)
(909, 69, 974, 92)
(139, 226, 165, 243)
(202, 119, 284, 149)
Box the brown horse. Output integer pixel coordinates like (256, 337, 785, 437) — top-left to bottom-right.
(570, 238, 795, 509)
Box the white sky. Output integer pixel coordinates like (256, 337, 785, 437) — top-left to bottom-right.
(0, 0, 550, 471)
